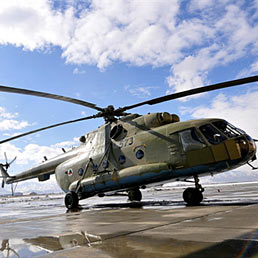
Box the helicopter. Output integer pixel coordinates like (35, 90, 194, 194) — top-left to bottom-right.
(0, 75, 258, 209)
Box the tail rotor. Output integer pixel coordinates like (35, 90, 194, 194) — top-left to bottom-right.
(0, 152, 16, 188)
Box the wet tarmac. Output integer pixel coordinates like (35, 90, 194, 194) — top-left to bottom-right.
(1, 182, 258, 257)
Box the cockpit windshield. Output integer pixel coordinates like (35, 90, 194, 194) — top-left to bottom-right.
(199, 120, 245, 145)
(199, 124, 226, 145)
(212, 120, 245, 138)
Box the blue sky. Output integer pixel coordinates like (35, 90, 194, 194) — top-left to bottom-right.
(0, 0, 258, 193)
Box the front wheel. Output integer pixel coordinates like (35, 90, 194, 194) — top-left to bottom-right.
(128, 189, 142, 202)
(183, 187, 203, 206)
(65, 191, 79, 209)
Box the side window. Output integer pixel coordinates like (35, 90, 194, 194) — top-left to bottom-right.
(179, 128, 206, 152)
(200, 124, 226, 145)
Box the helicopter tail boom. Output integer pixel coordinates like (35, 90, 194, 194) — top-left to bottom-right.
(0, 146, 83, 186)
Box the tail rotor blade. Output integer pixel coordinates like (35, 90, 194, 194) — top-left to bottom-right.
(4, 152, 8, 164)
(3, 152, 17, 168)
(9, 156, 17, 166)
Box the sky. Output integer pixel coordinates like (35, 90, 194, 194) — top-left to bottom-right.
(0, 0, 258, 194)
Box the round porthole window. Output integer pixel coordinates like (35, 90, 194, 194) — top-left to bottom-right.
(119, 155, 126, 164)
(136, 149, 144, 159)
(78, 168, 84, 176)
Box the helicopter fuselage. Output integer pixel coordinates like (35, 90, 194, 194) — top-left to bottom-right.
(55, 113, 256, 199)
(6, 112, 256, 203)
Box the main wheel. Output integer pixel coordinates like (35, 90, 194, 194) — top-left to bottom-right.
(65, 191, 79, 209)
(183, 187, 203, 206)
(128, 189, 142, 202)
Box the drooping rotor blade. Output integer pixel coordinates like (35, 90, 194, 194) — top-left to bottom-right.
(0, 85, 104, 112)
(119, 75, 258, 112)
(0, 114, 100, 144)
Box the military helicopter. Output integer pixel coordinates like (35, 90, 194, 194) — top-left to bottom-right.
(0, 76, 258, 209)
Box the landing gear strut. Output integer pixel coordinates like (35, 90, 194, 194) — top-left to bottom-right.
(65, 191, 79, 209)
(128, 188, 142, 202)
(183, 176, 204, 206)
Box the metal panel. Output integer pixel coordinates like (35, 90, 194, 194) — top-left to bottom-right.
(186, 147, 214, 167)
(211, 143, 229, 162)
(225, 139, 241, 160)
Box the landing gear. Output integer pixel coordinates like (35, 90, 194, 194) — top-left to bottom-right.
(183, 188, 203, 205)
(128, 188, 142, 202)
(65, 191, 79, 209)
(183, 176, 204, 206)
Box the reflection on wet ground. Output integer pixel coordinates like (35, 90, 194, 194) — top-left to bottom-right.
(2, 231, 258, 258)
(1, 182, 258, 257)
(0, 240, 20, 258)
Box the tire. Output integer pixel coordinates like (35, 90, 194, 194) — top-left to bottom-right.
(65, 191, 79, 209)
(183, 187, 203, 206)
(128, 189, 142, 202)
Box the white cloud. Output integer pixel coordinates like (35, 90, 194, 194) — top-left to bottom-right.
(0, 0, 257, 88)
(0, 138, 79, 193)
(250, 61, 258, 73)
(0, 107, 18, 119)
(0, 0, 75, 50)
(62, 0, 181, 68)
(189, 0, 214, 11)
(237, 60, 258, 77)
(0, 143, 20, 162)
(14, 176, 60, 193)
(167, 2, 258, 94)
(125, 85, 158, 98)
(0, 0, 205, 69)
(0, 138, 78, 166)
(52, 138, 78, 148)
(0, 106, 30, 131)
(0, 119, 29, 131)
(73, 67, 86, 74)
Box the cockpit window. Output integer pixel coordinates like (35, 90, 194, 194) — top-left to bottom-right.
(179, 128, 206, 152)
(212, 120, 245, 138)
(199, 124, 226, 145)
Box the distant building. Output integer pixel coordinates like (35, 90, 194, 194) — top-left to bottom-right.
(29, 192, 37, 195)
(14, 192, 23, 196)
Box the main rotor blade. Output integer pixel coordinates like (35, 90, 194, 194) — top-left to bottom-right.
(0, 115, 100, 144)
(120, 75, 258, 111)
(0, 85, 104, 112)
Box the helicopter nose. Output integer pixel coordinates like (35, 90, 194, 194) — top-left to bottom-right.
(236, 135, 257, 163)
(246, 135, 257, 159)
(247, 135, 256, 150)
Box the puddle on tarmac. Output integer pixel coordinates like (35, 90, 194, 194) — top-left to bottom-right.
(0, 239, 48, 258)
(2, 231, 258, 258)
